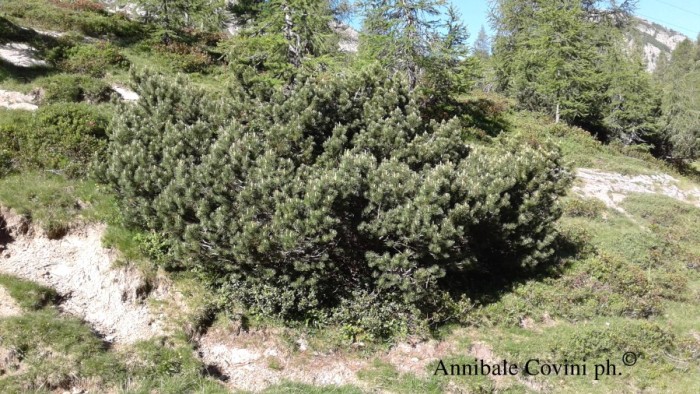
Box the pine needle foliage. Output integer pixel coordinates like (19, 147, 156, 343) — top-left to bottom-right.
(99, 68, 571, 331)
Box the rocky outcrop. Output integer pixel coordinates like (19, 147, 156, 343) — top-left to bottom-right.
(630, 18, 688, 72)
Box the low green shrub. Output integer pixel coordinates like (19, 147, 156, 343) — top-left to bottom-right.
(155, 42, 213, 73)
(562, 197, 607, 218)
(0, 104, 108, 177)
(0, 109, 33, 175)
(38, 74, 113, 103)
(555, 320, 674, 362)
(59, 42, 129, 77)
(31, 103, 108, 175)
(470, 252, 664, 326)
(99, 69, 572, 333)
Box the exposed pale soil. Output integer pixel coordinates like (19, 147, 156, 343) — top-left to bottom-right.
(0, 89, 38, 111)
(0, 286, 21, 318)
(0, 43, 47, 68)
(572, 168, 700, 212)
(0, 207, 166, 344)
(198, 326, 459, 392)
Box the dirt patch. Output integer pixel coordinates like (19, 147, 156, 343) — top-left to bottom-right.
(0, 346, 23, 377)
(198, 323, 464, 392)
(0, 286, 21, 318)
(573, 168, 700, 212)
(383, 339, 455, 377)
(0, 207, 166, 344)
(0, 43, 47, 68)
(198, 326, 366, 392)
(0, 89, 38, 111)
(467, 340, 549, 392)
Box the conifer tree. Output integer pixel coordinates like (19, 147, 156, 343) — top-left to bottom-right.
(358, 0, 469, 92)
(601, 37, 662, 145)
(490, 0, 659, 142)
(491, 0, 608, 126)
(223, 0, 338, 84)
(138, 0, 227, 34)
(655, 39, 700, 160)
(473, 25, 490, 59)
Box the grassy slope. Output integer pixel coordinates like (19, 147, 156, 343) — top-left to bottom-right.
(1, 2, 699, 393)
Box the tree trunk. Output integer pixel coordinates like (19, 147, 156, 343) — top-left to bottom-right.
(555, 102, 560, 123)
(283, 3, 302, 67)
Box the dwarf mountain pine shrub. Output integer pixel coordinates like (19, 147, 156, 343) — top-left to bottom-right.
(99, 69, 572, 329)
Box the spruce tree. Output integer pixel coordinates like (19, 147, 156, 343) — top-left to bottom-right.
(473, 25, 490, 59)
(358, 0, 469, 92)
(223, 0, 338, 85)
(655, 39, 700, 160)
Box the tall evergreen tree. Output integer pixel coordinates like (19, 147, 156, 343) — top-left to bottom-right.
(138, 0, 227, 33)
(490, 0, 658, 142)
(601, 31, 662, 145)
(491, 0, 608, 125)
(358, 0, 469, 91)
(473, 25, 490, 59)
(655, 39, 700, 160)
(223, 0, 338, 84)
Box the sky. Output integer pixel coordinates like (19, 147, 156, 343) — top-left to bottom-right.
(450, 0, 700, 45)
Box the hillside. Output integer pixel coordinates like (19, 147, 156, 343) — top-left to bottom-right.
(1, 1, 699, 393)
(630, 17, 688, 72)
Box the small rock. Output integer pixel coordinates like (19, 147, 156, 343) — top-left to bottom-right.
(112, 85, 139, 101)
(296, 338, 308, 352)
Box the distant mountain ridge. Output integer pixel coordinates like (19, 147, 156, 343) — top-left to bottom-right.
(630, 17, 688, 72)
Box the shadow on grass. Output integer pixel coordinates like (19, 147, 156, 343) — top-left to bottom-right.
(0, 57, 55, 83)
(438, 231, 584, 312)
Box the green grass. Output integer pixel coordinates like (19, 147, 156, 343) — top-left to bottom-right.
(511, 111, 683, 177)
(357, 358, 496, 394)
(260, 382, 364, 394)
(0, 0, 143, 41)
(0, 274, 58, 311)
(463, 317, 699, 394)
(0, 172, 111, 237)
(0, 309, 125, 392)
(0, 275, 228, 393)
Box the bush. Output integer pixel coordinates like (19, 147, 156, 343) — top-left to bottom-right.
(99, 69, 572, 329)
(0, 0, 143, 40)
(32, 103, 108, 174)
(38, 74, 113, 103)
(0, 110, 33, 175)
(0, 104, 108, 177)
(60, 42, 129, 77)
(562, 197, 607, 218)
(556, 320, 674, 362)
(155, 42, 213, 73)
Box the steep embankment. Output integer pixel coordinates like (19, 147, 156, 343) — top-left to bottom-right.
(0, 207, 165, 344)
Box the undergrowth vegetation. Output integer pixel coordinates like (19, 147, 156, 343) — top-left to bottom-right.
(0, 275, 227, 393)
